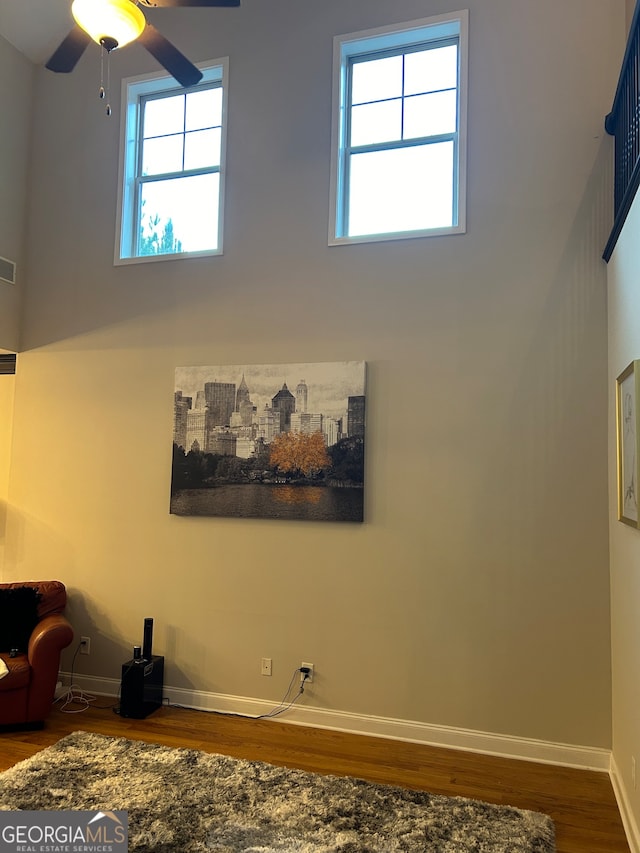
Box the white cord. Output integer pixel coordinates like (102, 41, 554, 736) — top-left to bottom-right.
(55, 640, 99, 713)
(55, 683, 98, 713)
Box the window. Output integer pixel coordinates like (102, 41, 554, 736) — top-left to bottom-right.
(329, 12, 468, 245)
(116, 60, 228, 264)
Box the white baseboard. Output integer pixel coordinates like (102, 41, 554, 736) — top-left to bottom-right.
(610, 755, 640, 853)
(62, 671, 611, 772)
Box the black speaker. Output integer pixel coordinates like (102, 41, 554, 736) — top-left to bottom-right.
(142, 617, 153, 661)
(119, 655, 164, 719)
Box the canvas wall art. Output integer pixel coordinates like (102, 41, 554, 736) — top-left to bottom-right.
(171, 361, 366, 522)
(617, 360, 640, 527)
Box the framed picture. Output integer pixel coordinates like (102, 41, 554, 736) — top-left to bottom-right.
(616, 360, 640, 527)
(170, 361, 366, 522)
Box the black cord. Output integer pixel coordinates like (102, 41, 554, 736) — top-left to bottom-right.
(110, 662, 136, 714)
(59, 654, 309, 720)
(168, 667, 310, 721)
(256, 667, 306, 720)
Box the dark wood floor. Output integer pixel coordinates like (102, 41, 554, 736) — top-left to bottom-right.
(0, 700, 630, 853)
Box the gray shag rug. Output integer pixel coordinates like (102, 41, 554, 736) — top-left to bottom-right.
(0, 731, 555, 852)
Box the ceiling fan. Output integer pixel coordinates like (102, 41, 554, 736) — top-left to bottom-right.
(45, 0, 240, 89)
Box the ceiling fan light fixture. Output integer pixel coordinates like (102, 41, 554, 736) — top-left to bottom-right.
(71, 0, 146, 49)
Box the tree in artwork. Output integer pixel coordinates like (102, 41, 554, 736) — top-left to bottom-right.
(269, 432, 331, 478)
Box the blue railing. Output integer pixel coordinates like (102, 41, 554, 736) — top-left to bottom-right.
(603, 0, 640, 261)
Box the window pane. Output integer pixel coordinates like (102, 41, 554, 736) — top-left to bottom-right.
(139, 173, 220, 254)
(350, 99, 402, 146)
(141, 134, 184, 176)
(186, 87, 222, 131)
(184, 128, 221, 170)
(347, 142, 454, 236)
(351, 55, 402, 105)
(404, 44, 458, 95)
(404, 90, 457, 139)
(143, 94, 185, 138)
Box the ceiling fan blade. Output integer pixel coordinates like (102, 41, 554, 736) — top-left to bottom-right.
(138, 24, 203, 88)
(142, 0, 240, 7)
(45, 25, 92, 73)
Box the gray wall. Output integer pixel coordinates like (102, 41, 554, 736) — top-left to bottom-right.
(608, 188, 640, 842)
(2, 0, 625, 750)
(0, 35, 32, 352)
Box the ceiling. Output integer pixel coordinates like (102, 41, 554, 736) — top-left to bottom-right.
(0, 0, 75, 65)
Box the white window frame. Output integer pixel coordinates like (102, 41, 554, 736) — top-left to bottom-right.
(115, 58, 229, 265)
(329, 11, 468, 246)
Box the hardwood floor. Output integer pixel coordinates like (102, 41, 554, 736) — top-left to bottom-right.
(0, 701, 630, 853)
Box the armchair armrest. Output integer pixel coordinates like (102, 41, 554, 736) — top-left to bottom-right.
(26, 613, 74, 722)
(28, 614, 74, 669)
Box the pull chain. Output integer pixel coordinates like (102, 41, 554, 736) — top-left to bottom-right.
(99, 44, 112, 117)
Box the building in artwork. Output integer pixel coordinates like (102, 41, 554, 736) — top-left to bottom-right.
(296, 379, 308, 414)
(204, 381, 236, 427)
(323, 417, 341, 447)
(236, 374, 250, 409)
(208, 429, 237, 456)
(236, 437, 255, 458)
(257, 405, 281, 442)
(290, 412, 323, 435)
(174, 371, 364, 456)
(347, 395, 365, 438)
(272, 382, 296, 432)
(173, 391, 192, 448)
(232, 373, 256, 427)
(204, 381, 236, 449)
(186, 408, 207, 452)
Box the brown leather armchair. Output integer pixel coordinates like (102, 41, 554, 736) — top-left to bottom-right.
(0, 580, 74, 729)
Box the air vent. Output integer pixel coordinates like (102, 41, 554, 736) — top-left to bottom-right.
(0, 355, 16, 375)
(0, 256, 16, 285)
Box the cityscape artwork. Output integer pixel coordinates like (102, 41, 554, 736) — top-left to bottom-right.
(171, 361, 366, 522)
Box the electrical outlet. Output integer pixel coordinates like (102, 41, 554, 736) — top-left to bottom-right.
(261, 657, 272, 676)
(300, 661, 314, 683)
(633, 756, 637, 789)
(80, 636, 91, 655)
